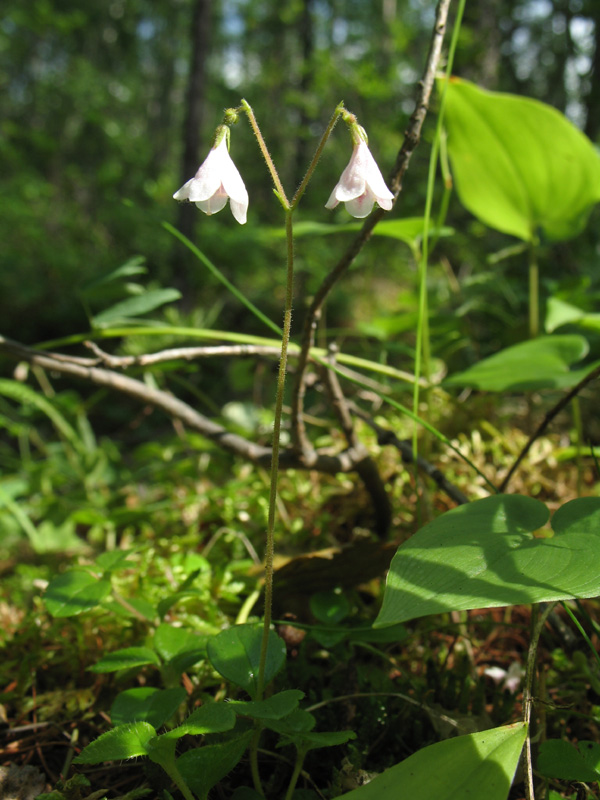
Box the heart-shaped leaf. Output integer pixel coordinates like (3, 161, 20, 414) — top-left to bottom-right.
(207, 624, 285, 699)
(444, 77, 600, 241)
(340, 722, 526, 800)
(376, 495, 600, 627)
(443, 335, 593, 392)
(44, 571, 112, 618)
(110, 687, 187, 728)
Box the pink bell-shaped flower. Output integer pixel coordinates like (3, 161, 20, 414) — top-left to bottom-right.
(326, 139, 394, 218)
(173, 136, 249, 224)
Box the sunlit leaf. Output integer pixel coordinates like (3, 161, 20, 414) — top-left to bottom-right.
(376, 495, 600, 626)
(44, 571, 112, 617)
(73, 722, 156, 764)
(444, 77, 600, 241)
(340, 723, 526, 800)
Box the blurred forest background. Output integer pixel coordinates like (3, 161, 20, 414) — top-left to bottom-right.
(2, 0, 600, 358)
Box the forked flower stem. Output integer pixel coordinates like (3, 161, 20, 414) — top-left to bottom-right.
(256, 208, 295, 701)
(241, 99, 290, 208)
(291, 102, 345, 210)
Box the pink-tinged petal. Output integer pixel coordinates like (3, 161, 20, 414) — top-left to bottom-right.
(325, 187, 340, 210)
(344, 191, 376, 219)
(363, 148, 394, 208)
(186, 155, 223, 202)
(196, 187, 229, 215)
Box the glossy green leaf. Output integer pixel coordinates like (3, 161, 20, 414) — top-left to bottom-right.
(227, 690, 304, 720)
(92, 288, 182, 327)
(94, 549, 135, 573)
(310, 590, 351, 625)
(73, 722, 156, 764)
(177, 731, 253, 800)
(341, 723, 526, 800)
(443, 335, 593, 392)
(206, 624, 286, 699)
(162, 702, 235, 738)
(88, 646, 160, 673)
(444, 77, 600, 241)
(44, 571, 112, 617)
(264, 710, 316, 736)
(376, 495, 600, 627)
(110, 688, 187, 728)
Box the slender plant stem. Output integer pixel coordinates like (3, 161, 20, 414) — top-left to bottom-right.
(256, 209, 295, 701)
(529, 240, 539, 338)
(284, 749, 307, 800)
(291, 102, 344, 210)
(241, 99, 290, 208)
(250, 725, 265, 796)
(161, 761, 198, 800)
(523, 602, 554, 800)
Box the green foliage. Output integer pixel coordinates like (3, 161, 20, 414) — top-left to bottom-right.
(538, 739, 600, 783)
(444, 78, 600, 241)
(206, 624, 286, 699)
(377, 495, 600, 626)
(444, 334, 596, 392)
(341, 723, 526, 800)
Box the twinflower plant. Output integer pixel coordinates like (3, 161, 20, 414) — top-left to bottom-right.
(326, 120, 394, 218)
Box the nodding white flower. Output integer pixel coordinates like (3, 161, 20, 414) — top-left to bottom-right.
(326, 139, 394, 218)
(173, 136, 248, 224)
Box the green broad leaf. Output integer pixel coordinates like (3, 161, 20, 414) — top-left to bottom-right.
(110, 688, 187, 728)
(443, 334, 592, 392)
(73, 722, 156, 764)
(44, 571, 112, 617)
(341, 722, 526, 800)
(376, 495, 600, 626)
(88, 646, 160, 674)
(537, 739, 600, 782)
(546, 297, 600, 334)
(227, 690, 304, 721)
(162, 703, 236, 738)
(264, 710, 316, 736)
(206, 624, 286, 699)
(279, 729, 356, 752)
(444, 77, 600, 241)
(176, 731, 253, 800)
(230, 789, 264, 800)
(92, 288, 182, 327)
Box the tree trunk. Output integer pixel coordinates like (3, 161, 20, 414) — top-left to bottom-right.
(174, 0, 212, 291)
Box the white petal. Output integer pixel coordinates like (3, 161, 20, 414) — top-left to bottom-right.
(325, 186, 341, 210)
(220, 150, 249, 206)
(333, 146, 367, 202)
(229, 198, 248, 224)
(186, 141, 230, 202)
(196, 187, 229, 215)
(345, 190, 375, 218)
(363, 146, 394, 206)
(173, 177, 195, 201)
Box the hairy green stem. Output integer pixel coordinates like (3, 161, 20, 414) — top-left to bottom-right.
(241, 99, 290, 208)
(256, 209, 295, 703)
(291, 102, 345, 209)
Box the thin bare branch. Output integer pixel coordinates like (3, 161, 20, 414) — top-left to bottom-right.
(290, 0, 452, 456)
(499, 363, 600, 492)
